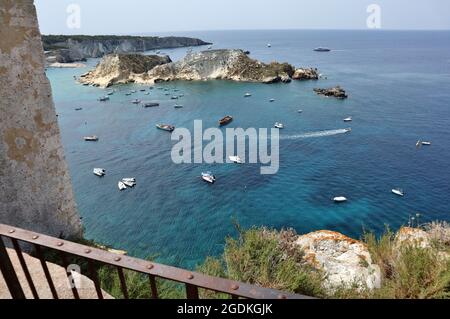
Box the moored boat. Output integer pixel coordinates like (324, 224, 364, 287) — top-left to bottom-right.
(156, 124, 175, 132)
(98, 96, 109, 102)
(244, 93, 252, 97)
(174, 104, 183, 109)
(118, 181, 127, 191)
(333, 196, 347, 203)
(131, 99, 141, 104)
(421, 141, 432, 146)
(143, 102, 159, 108)
(201, 172, 216, 184)
(274, 122, 284, 129)
(343, 117, 353, 122)
(229, 155, 243, 164)
(93, 168, 106, 177)
(219, 115, 233, 126)
(392, 188, 404, 197)
(84, 135, 99, 142)
(314, 47, 331, 52)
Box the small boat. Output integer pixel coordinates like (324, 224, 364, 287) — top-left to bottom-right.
(107, 91, 115, 96)
(416, 140, 422, 147)
(131, 90, 137, 93)
(174, 104, 183, 109)
(75, 107, 83, 111)
(267, 43, 272, 48)
(229, 156, 243, 164)
(201, 172, 216, 184)
(421, 141, 432, 146)
(125, 93, 132, 96)
(343, 117, 352, 122)
(131, 99, 141, 104)
(84, 136, 99, 142)
(269, 98, 275, 102)
(93, 168, 106, 177)
(298, 110, 303, 113)
(144, 92, 150, 95)
(333, 196, 347, 203)
(156, 124, 175, 132)
(118, 181, 127, 191)
(274, 122, 284, 129)
(344, 128, 352, 133)
(98, 96, 109, 102)
(122, 180, 136, 188)
(171, 96, 179, 100)
(392, 188, 404, 197)
(219, 115, 233, 126)
(122, 178, 136, 183)
(314, 47, 331, 52)
(140, 89, 146, 92)
(143, 102, 159, 108)
(178, 94, 184, 97)
(244, 93, 252, 97)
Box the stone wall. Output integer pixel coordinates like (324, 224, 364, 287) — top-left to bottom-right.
(0, 0, 82, 239)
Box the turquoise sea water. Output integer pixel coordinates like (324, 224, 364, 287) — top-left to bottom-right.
(47, 30, 450, 269)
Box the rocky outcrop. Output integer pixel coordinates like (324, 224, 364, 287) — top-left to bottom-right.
(0, 0, 82, 240)
(314, 86, 348, 99)
(395, 227, 431, 249)
(79, 54, 172, 87)
(295, 230, 381, 290)
(292, 68, 319, 80)
(42, 35, 211, 63)
(0, 248, 113, 299)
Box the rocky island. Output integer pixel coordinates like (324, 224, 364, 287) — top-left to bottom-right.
(314, 86, 348, 99)
(79, 49, 320, 87)
(42, 35, 211, 65)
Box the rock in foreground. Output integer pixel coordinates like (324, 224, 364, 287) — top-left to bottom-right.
(79, 54, 172, 87)
(314, 86, 348, 99)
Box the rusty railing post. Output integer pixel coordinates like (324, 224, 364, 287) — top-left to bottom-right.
(0, 236, 26, 299)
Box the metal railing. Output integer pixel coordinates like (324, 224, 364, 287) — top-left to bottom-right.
(0, 223, 312, 299)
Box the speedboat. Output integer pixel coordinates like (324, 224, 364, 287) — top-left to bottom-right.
(131, 90, 137, 93)
(298, 110, 303, 113)
(244, 93, 252, 97)
(140, 89, 146, 92)
(392, 188, 404, 197)
(343, 117, 353, 122)
(229, 156, 243, 164)
(131, 99, 141, 104)
(118, 181, 127, 191)
(125, 93, 132, 96)
(143, 102, 159, 107)
(144, 92, 150, 95)
(416, 140, 422, 147)
(93, 168, 106, 177)
(344, 128, 352, 133)
(75, 107, 83, 111)
(122, 178, 136, 183)
(314, 47, 331, 52)
(219, 115, 233, 126)
(107, 91, 115, 96)
(267, 43, 272, 48)
(421, 141, 432, 146)
(269, 98, 275, 102)
(84, 135, 99, 142)
(171, 96, 179, 100)
(98, 96, 109, 102)
(122, 180, 136, 188)
(156, 124, 175, 132)
(274, 122, 284, 129)
(201, 172, 216, 184)
(333, 196, 347, 203)
(174, 104, 183, 109)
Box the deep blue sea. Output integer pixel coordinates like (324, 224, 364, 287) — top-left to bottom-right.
(47, 30, 450, 269)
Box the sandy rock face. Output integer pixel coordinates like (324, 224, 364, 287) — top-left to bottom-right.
(292, 68, 319, 80)
(79, 54, 171, 87)
(295, 230, 381, 290)
(395, 227, 431, 248)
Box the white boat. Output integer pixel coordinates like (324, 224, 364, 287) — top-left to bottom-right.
(274, 122, 284, 129)
(298, 110, 303, 113)
(244, 93, 252, 97)
(343, 117, 352, 122)
(267, 43, 272, 48)
(84, 135, 99, 142)
(107, 91, 115, 96)
(122, 178, 136, 183)
(421, 141, 432, 146)
(118, 181, 127, 191)
(229, 156, 243, 164)
(122, 180, 136, 188)
(93, 168, 106, 177)
(392, 188, 404, 197)
(416, 140, 422, 147)
(344, 128, 352, 133)
(131, 99, 141, 104)
(174, 104, 183, 109)
(269, 98, 275, 102)
(333, 196, 347, 203)
(201, 172, 216, 184)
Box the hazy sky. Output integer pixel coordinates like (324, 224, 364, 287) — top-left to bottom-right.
(34, 0, 450, 34)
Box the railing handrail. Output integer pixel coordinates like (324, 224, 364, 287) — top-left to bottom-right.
(0, 223, 313, 299)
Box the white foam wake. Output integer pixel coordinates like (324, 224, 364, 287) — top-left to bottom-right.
(280, 129, 350, 140)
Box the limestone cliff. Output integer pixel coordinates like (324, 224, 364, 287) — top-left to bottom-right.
(0, 0, 82, 239)
(79, 54, 172, 87)
(42, 35, 211, 63)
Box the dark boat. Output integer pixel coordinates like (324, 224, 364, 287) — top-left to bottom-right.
(219, 115, 233, 126)
(314, 47, 331, 52)
(143, 102, 159, 108)
(156, 124, 175, 132)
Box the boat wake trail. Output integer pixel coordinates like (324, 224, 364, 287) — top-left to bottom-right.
(280, 129, 350, 140)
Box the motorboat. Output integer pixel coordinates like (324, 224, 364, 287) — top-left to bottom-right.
(118, 181, 127, 191)
(267, 43, 272, 48)
(156, 124, 175, 132)
(344, 128, 352, 133)
(201, 172, 216, 184)
(298, 110, 303, 113)
(125, 93, 132, 96)
(314, 47, 331, 52)
(343, 117, 353, 122)
(122, 178, 136, 183)
(274, 122, 284, 129)
(244, 93, 252, 97)
(229, 156, 243, 164)
(144, 92, 150, 95)
(98, 96, 109, 102)
(143, 102, 159, 108)
(269, 98, 275, 102)
(392, 188, 404, 197)
(140, 89, 146, 92)
(131, 99, 141, 104)
(219, 115, 233, 126)
(416, 140, 422, 147)
(93, 168, 106, 177)
(75, 107, 83, 111)
(333, 196, 347, 203)
(107, 91, 115, 96)
(174, 104, 183, 109)
(122, 180, 136, 188)
(131, 90, 137, 93)
(421, 141, 432, 146)
(84, 135, 99, 142)
(171, 96, 179, 100)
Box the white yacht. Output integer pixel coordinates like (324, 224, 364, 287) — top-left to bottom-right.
(84, 135, 99, 142)
(122, 180, 136, 188)
(392, 188, 404, 197)
(421, 141, 432, 146)
(118, 181, 127, 191)
(122, 178, 136, 183)
(269, 98, 275, 102)
(333, 196, 347, 203)
(229, 156, 243, 164)
(343, 117, 353, 122)
(244, 93, 252, 97)
(267, 43, 272, 48)
(201, 172, 216, 184)
(93, 168, 106, 177)
(274, 122, 284, 129)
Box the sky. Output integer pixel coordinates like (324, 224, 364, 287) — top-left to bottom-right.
(34, 0, 450, 35)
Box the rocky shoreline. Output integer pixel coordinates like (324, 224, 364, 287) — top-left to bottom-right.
(79, 49, 321, 87)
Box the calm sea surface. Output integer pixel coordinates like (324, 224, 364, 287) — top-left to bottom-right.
(47, 30, 450, 268)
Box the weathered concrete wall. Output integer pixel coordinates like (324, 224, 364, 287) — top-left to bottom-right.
(0, 0, 82, 239)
